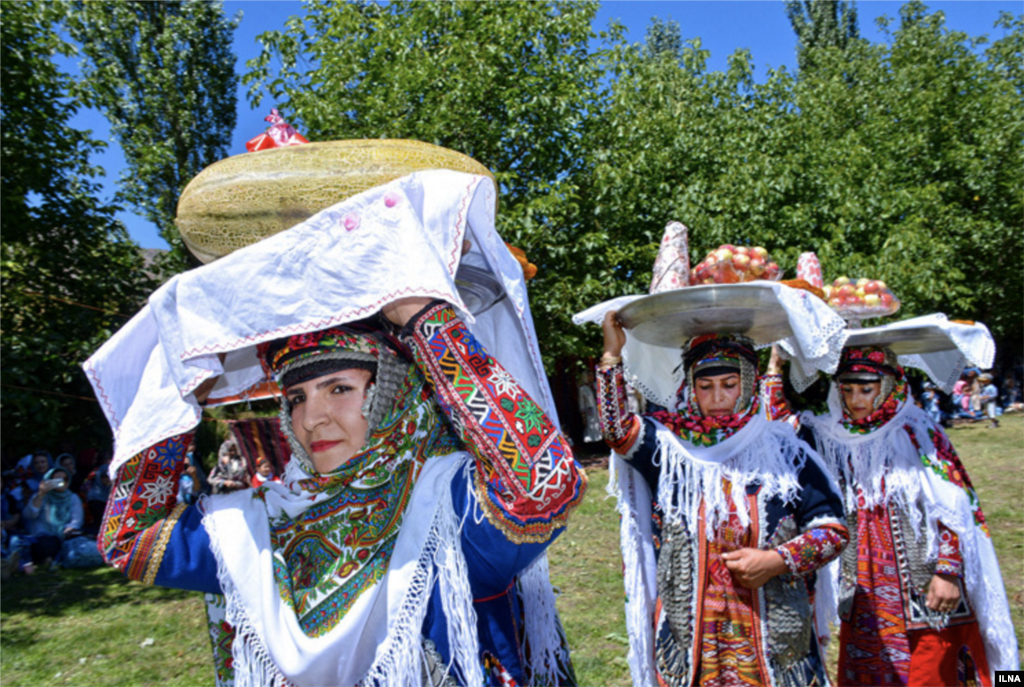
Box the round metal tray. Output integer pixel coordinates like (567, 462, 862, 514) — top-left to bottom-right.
(455, 263, 505, 315)
(617, 283, 792, 347)
(844, 325, 958, 356)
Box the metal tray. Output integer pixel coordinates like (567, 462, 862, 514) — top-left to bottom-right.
(617, 283, 791, 347)
(455, 263, 506, 315)
(844, 325, 958, 356)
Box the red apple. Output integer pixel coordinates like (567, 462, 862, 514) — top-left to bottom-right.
(863, 280, 881, 294)
(752, 246, 768, 259)
(837, 284, 856, 298)
(733, 254, 751, 270)
(834, 276, 851, 286)
(749, 259, 765, 276)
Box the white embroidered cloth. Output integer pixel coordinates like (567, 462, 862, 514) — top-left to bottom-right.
(84, 171, 554, 472)
(786, 313, 995, 392)
(572, 282, 848, 408)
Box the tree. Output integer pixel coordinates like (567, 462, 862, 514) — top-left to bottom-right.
(1, 1, 155, 453)
(587, 3, 1022, 359)
(786, 0, 860, 72)
(67, 0, 239, 271)
(644, 17, 683, 61)
(243, 0, 614, 363)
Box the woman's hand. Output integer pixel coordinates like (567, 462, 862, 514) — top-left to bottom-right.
(382, 297, 434, 327)
(722, 548, 789, 589)
(194, 352, 227, 404)
(767, 345, 785, 376)
(602, 310, 626, 358)
(926, 573, 961, 613)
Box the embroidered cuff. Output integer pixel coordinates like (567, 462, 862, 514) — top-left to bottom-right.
(776, 524, 849, 575)
(759, 374, 793, 422)
(596, 362, 639, 451)
(936, 523, 963, 577)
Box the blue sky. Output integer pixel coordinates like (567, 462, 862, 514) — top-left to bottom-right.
(66, 0, 1018, 250)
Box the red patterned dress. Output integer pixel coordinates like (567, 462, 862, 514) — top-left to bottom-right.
(762, 373, 1010, 686)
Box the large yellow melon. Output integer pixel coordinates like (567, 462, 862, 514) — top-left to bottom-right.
(176, 139, 496, 263)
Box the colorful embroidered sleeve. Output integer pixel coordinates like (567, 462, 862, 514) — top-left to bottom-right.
(100, 432, 220, 593)
(594, 362, 643, 453)
(777, 524, 849, 575)
(403, 302, 585, 544)
(775, 449, 849, 575)
(760, 374, 795, 422)
(935, 521, 963, 577)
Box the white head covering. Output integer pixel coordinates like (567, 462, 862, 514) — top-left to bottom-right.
(84, 170, 554, 472)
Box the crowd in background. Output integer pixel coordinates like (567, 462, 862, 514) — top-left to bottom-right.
(918, 365, 1023, 429)
(0, 436, 281, 579)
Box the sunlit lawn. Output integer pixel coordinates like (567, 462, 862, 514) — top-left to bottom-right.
(2, 415, 1020, 685)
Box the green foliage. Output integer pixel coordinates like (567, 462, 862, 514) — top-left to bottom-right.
(588, 2, 1022, 356)
(242, 0, 617, 365)
(67, 0, 239, 272)
(786, 0, 861, 72)
(232, 1, 1024, 366)
(1, 1, 154, 453)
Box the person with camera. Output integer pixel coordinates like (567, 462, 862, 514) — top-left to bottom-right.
(22, 467, 83, 568)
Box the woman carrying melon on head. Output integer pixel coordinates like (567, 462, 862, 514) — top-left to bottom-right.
(85, 130, 584, 686)
(575, 223, 852, 687)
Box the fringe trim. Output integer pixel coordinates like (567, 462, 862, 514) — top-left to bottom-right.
(608, 455, 658, 687)
(519, 554, 569, 686)
(653, 421, 805, 540)
(201, 457, 485, 687)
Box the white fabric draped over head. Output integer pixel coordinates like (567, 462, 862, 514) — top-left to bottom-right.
(84, 171, 554, 473)
(572, 283, 848, 408)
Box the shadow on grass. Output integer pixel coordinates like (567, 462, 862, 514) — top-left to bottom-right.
(1, 565, 194, 619)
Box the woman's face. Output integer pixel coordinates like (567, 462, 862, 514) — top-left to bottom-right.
(693, 372, 743, 417)
(840, 381, 882, 421)
(60, 456, 75, 473)
(32, 454, 49, 475)
(286, 369, 373, 473)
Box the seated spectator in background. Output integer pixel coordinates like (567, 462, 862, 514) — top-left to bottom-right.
(207, 438, 248, 494)
(18, 451, 53, 504)
(1002, 375, 1022, 409)
(22, 467, 82, 568)
(56, 453, 85, 495)
(1, 474, 21, 563)
(249, 456, 279, 489)
(920, 381, 945, 425)
(978, 373, 1000, 428)
(83, 462, 112, 532)
(176, 442, 207, 506)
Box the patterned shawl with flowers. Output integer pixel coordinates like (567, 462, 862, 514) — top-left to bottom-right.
(203, 359, 464, 686)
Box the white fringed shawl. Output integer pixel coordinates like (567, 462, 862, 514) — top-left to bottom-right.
(802, 389, 1020, 676)
(608, 414, 840, 687)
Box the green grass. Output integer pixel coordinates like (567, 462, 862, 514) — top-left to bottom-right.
(2, 415, 1021, 685)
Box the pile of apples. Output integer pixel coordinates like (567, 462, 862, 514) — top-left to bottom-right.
(691, 245, 782, 285)
(824, 277, 901, 318)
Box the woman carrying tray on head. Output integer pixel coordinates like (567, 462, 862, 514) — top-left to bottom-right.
(576, 227, 853, 687)
(87, 170, 585, 687)
(762, 320, 1019, 686)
